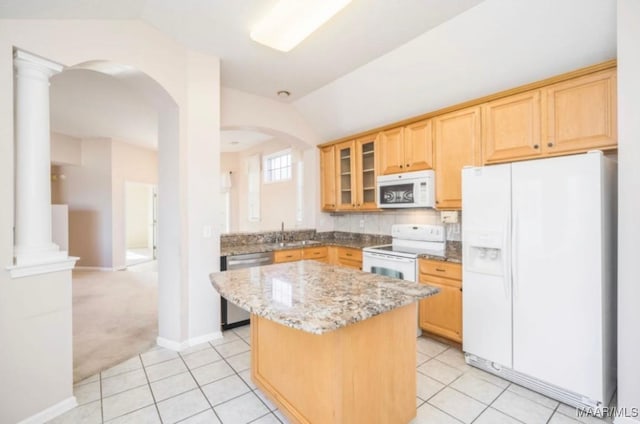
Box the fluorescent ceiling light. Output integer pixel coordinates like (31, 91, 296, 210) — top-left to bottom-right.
(250, 0, 352, 52)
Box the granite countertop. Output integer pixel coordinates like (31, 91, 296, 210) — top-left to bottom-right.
(210, 260, 439, 335)
(220, 239, 385, 257)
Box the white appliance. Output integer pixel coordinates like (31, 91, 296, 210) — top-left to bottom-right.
(377, 170, 435, 208)
(363, 224, 445, 282)
(462, 151, 616, 410)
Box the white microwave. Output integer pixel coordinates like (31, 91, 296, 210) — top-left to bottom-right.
(377, 170, 435, 208)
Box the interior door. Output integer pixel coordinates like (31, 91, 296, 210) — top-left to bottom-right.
(511, 153, 604, 399)
(461, 163, 512, 367)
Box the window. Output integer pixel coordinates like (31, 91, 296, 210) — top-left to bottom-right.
(263, 150, 292, 183)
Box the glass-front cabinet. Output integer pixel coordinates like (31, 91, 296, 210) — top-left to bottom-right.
(333, 136, 379, 211)
(335, 140, 356, 210)
(356, 135, 378, 210)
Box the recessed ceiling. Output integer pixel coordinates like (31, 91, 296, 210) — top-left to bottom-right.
(0, 0, 485, 101)
(220, 130, 274, 153)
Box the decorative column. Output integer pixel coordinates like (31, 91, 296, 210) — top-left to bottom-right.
(12, 50, 67, 267)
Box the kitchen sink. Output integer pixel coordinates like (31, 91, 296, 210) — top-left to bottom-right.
(277, 240, 320, 248)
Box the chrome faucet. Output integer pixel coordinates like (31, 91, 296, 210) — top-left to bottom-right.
(280, 221, 285, 243)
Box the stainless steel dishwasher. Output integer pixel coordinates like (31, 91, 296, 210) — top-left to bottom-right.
(219, 251, 273, 330)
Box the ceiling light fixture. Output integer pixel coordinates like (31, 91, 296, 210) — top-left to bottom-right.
(250, 0, 352, 52)
(277, 90, 290, 98)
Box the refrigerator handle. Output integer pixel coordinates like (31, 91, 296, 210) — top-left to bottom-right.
(503, 215, 511, 299)
(511, 207, 519, 299)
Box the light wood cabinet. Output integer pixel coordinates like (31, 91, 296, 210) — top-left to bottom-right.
(543, 69, 617, 155)
(275, 246, 329, 264)
(433, 106, 481, 209)
(419, 259, 462, 343)
(379, 120, 433, 175)
(274, 249, 303, 263)
(302, 246, 328, 263)
(335, 140, 357, 211)
(333, 137, 379, 212)
(335, 246, 362, 270)
(482, 90, 543, 163)
(320, 145, 337, 211)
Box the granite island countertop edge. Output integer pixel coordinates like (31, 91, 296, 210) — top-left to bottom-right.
(210, 261, 440, 335)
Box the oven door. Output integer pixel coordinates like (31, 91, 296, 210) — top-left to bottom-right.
(362, 251, 416, 282)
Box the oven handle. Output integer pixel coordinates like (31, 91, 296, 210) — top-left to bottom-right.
(363, 252, 415, 263)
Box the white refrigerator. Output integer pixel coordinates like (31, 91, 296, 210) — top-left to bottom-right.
(462, 151, 616, 409)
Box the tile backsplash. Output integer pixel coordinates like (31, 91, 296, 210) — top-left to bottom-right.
(318, 210, 462, 241)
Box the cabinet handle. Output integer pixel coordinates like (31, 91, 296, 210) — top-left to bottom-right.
(533, 144, 539, 149)
(406, 163, 410, 167)
(286, 255, 293, 258)
(400, 165, 403, 168)
(352, 203, 355, 207)
(346, 253, 352, 257)
(435, 268, 446, 272)
(547, 142, 554, 148)
(435, 200, 440, 204)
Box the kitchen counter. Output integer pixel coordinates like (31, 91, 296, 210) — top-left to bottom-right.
(210, 260, 438, 335)
(210, 260, 438, 424)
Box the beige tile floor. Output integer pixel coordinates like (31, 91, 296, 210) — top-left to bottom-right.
(49, 326, 613, 424)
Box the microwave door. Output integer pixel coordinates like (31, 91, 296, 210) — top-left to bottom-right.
(379, 183, 414, 207)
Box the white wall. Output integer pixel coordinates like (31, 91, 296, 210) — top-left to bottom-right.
(51, 132, 81, 165)
(0, 19, 220, 423)
(111, 139, 157, 270)
(617, 1, 640, 422)
(125, 183, 153, 249)
(226, 139, 310, 232)
(53, 138, 113, 268)
(294, 0, 616, 141)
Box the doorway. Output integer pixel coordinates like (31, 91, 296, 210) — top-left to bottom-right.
(125, 182, 157, 266)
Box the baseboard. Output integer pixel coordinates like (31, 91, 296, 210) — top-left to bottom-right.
(157, 331, 224, 351)
(188, 331, 223, 347)
(17, 396, 77, 424)
(74, 266, 113, 271)
(156, 336, 189, 351)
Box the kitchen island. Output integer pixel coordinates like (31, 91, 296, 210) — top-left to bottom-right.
(210, 260, 439, 424)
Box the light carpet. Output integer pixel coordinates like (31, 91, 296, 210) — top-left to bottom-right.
(72, 264, 158, 382)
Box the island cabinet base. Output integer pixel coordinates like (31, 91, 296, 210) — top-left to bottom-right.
(251, 304, 417, 424)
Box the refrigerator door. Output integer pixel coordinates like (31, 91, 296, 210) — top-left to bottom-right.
(462, 164, 513, 367)
(511, 153, 604, 400)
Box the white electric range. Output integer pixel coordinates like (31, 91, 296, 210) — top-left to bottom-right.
(362, 224, 446, 282)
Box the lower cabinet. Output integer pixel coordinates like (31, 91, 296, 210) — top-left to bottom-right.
(418, 259, 462, 343)
(334, 246, 362, 270)
(274, 246, 329, 264)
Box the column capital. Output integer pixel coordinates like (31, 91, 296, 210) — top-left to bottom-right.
(13, 49, 64, 81)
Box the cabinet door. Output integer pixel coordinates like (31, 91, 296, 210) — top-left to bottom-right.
(320, 145, 337, 211)
(378, 127, 405, 175)
(433, 106, 482, 209)
(482, 90, 542, 163)
(302, 246, 328, 261)
(355, 136, 378, 210)
(404, 119, 433, 171)
(274, 249, 302, 263)
(419, 276, 462, 343)
(335, 141, 357, 210)
(544, 69, 617, 154)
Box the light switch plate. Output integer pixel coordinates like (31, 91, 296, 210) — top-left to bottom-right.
(440, 211, 458, 224)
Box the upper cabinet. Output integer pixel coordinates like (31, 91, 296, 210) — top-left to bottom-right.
(320, 145, 337, 211)
(379, 121, 433, 175)
(318, 61, 616, 213)
(329, 136, 379, 212)
(543, 69, 617, 155)
(482, 90, 542, 163)
(483, 69, 617, 164)
(433, 106, 481, 210)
